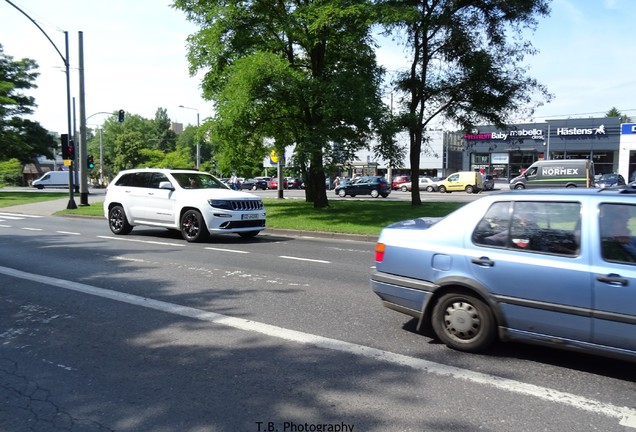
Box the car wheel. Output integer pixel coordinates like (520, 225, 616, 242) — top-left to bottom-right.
(108, 205, 133, 235)
(238, 230, 259, 238)
(180, 209, 209, 243)
(381, 193, 389, 198)
(371, 189, 379, 198)
(514, 184, 525, 190)
(431, 292, 496, 352)
(400, 186, 408, 192)
(426, 186, 434, 192)
(252, 185, 257, 190)
(338, 189, 346, 197)
(438, 185, 447, 193)
(465, 185, 474, 194)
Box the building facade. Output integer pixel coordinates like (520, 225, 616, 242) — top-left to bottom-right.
(462, 117, 622, 179)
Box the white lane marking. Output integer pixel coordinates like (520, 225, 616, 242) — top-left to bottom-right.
(0, 224, 11, 227)
(0, 264, 635, 429)
(279, 255, 331, 264)
(21, 227, 43, 231)
(56, 231, 81, 235)
(205, 247, 249, 254)
(0, 212, 43, 218)
(97, 235, 185, 247)
(0, 215, 24, 220)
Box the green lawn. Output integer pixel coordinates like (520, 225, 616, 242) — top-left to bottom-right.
(0, 192, 465, 236)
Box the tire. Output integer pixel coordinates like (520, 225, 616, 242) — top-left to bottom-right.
(465, 185, 474, 194)
(371, 189, 379, 198)
(400, 186, 408, 192)
(252, 185, 257, 190)
(238, 230, 259, 238)
(438, 185, 447, 193)
(108, 205, 133, 235)
(338, 189, 346, 197)
(426, 186, 434, 192)
(431, 292, 496, 352)
(381, 193, 389, 198)
(514, 184, 525, 190)
(180, 209, 209, 242)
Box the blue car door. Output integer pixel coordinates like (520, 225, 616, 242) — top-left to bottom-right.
(592, 202, 636, 351)
(468, 200, 593, 342)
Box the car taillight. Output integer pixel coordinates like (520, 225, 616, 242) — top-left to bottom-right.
(375, 242, 386, 262)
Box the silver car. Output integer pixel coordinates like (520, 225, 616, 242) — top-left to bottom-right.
(371, 187, 636, 362)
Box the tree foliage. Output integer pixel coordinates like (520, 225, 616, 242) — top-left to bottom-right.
(174, 0, 393, 208)
(0, 44, 55, 163)
(378, 0, 552, 204)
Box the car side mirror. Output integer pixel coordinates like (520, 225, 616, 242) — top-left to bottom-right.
(159, 181, 174, 190)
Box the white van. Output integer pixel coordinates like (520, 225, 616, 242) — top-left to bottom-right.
(32, 171, 75, 189)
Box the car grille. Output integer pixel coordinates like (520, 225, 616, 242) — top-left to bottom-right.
(210, 199, 264, 211)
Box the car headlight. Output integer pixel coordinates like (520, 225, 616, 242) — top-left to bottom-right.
(209, 199, 232, 210)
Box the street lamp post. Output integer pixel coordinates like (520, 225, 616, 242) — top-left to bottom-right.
(179, 105, 200, 169)
(5, 0, 76, 208)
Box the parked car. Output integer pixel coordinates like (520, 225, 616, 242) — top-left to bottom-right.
(482, 174, 495, 191)
(595, 173, 626, 189)
(371, 187, 636, 362)
(287, 177, 304, 189)
(391, 175, 411, 190)
(240, 178, 268, 190)
(104, 168, 266, 242)
(399, 176, 436, 192)
(334, 176, 391, 198)
(438, 171, 483, 194)
(269, 176, 288, 189)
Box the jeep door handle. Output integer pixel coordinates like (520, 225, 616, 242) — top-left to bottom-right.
(471, 257, 495, 267)
(596, 274, 628, 286)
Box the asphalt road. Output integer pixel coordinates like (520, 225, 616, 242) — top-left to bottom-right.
(1, 210, 635, 431)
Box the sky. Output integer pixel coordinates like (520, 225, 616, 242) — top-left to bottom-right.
(1, 0, 636, 135)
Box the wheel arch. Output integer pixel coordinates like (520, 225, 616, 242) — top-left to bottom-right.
(107, 201, 134, 224)
(417, 278, 505, 336)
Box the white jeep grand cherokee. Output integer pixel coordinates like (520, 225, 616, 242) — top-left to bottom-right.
(103, 168, 266, 242)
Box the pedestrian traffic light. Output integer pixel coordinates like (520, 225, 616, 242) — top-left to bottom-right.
(87, 155, 95, 169)
(118, 109, 125, 122)
(60, 134, 75, 160)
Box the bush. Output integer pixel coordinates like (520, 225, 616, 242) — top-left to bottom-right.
(0, 159, 23, 186)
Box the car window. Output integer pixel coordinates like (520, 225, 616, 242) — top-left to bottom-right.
(599, 203, 636, 264)
(148, 173, 170, 189)
(171, 173, 228, 189)
(115, 172, 151, 187)
(473, 201, 581, 256)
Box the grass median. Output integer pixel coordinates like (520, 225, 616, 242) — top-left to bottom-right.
(0, 192, 465, 237)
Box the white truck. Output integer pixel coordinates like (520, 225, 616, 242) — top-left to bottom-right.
(32, 171, 77, 189)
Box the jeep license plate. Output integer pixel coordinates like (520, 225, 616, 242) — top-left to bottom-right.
(242, 214, 258, 220)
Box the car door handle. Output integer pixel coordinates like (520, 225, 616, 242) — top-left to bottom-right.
(471, 257, 495, 267)
(596, 273, 628, 286)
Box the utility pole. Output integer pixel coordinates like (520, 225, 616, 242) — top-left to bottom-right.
(78, 31, 89, 205)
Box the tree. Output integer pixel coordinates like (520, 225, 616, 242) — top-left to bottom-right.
(152, 107, 178, 153)
(174, 0, 393, 208)
(606, 107, 631, 123)
(379, 0, 552, 205)
(0, 44, 55, 163)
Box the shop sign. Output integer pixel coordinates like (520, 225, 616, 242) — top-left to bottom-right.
(556, 125, 606, 136)
(465, 128, 544, 141)
(621, 124, 636, 134)
(491, 153, 509, 163)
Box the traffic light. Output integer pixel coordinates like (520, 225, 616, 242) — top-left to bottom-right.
(118, 109, 125, 122)
(60, 134, 75, 160)
(87, 155, 95, 169)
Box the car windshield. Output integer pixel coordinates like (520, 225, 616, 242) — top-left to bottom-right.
(172, 173, 229, 189)
(600, 173, 618, 181)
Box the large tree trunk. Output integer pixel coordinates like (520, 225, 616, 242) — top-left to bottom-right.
(409, 128, 423, 206)
(308, 149, 328, 208)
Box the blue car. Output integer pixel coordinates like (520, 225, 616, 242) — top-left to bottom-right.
(595, 173, 626, 189)
(371, 187, 636, 362)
